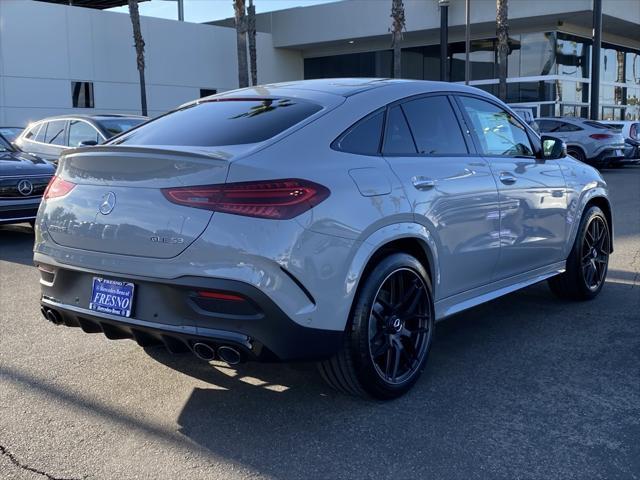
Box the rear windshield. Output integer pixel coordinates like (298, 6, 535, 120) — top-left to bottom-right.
(97, 118, 146, 138)
(113, 99, 321, 147)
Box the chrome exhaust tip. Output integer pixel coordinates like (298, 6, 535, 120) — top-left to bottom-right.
(192, 342, 216, 361)
(217, 345, 242, 365)
(45, 308, 62, 325)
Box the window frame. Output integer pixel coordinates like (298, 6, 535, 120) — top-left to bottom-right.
(452, 93, 540, 159)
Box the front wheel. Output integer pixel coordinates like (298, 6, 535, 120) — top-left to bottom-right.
(548, 206, 610, 300)
(318, 253, 434, 399)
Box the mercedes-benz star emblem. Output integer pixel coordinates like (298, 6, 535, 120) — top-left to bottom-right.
(17, 179, 33, 196)
(99, 191, 116, 215)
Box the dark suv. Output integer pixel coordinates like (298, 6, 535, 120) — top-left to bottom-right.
(0, 133, 55, 226)
(15, 114, 146, 163)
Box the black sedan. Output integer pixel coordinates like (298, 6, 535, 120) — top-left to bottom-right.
(0, 133, 55, 226)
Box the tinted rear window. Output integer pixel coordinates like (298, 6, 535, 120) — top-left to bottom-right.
(584, 121, 609, 130)
(96, 118, 145, 138)
(115, 99, 321, 146)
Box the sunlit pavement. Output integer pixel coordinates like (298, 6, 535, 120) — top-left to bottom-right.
(1, 167, 639, 480)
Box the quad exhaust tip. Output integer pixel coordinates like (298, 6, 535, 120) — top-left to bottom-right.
(217, 345, 242, 365)
(192, 342, 216, 361)
(43, 308, 63, 325)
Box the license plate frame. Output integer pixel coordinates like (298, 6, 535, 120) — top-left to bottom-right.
(89, 277, 135, 318)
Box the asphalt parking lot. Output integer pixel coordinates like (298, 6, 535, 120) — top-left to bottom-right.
(1, 167, 639, 480)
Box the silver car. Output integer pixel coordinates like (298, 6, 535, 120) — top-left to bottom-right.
(35, 79, 613, 399)
(537, 117, 626, 168)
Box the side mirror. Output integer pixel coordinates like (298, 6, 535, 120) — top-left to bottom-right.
(79, 140, 98, 147)
(540, 135, 567, 160)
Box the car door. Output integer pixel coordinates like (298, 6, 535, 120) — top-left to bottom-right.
(382, 94, 501, 299)
(455, 95, 568, 280)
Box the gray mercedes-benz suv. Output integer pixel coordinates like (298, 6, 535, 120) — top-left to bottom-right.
(35, 79, 613, 399)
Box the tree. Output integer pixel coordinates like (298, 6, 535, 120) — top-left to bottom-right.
(234, 0, 249, 88)
(496, 0, 509, 101)
(247, 0, 258, 86)
(390, 0, 405, 78)
(128, 0, 147, 116)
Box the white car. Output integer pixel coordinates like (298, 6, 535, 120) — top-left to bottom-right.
(600, 120, 640, 162)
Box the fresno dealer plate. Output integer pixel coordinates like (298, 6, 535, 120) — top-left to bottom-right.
(89, 277, 135, 318)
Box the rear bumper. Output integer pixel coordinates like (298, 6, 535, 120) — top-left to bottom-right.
(39, 268, 343, 362)
(588, 148, 625, 167)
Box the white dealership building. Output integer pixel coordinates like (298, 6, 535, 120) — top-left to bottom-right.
(0, 0, 638, 127)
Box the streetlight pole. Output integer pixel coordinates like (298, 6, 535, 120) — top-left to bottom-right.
(439, 0, 449, 82)
(465, 0, 470, 85)
(590, 0, 602, 120)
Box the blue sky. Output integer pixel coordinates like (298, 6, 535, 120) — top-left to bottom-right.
(108, 0, 341, 23)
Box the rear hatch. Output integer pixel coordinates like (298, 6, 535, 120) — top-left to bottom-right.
(42, 146, 234, 259)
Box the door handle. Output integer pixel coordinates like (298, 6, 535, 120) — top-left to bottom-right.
(411, 176, 436, 190)
(499, 172, 517, 185)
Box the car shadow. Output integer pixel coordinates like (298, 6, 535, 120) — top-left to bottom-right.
(141, 278, 639, 479)
(0, 224, 35, 266)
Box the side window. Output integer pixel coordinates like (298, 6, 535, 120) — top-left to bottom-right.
(23, 124, 38, 140)
(68, 120, 100, 147)
(334, 111, 384, 155)
(383, 105, 416, 155)
(44, 120, 67, 146)
(458, 96, 534, 157)
(401, 96, 468, 155)
(537, 120, 561, 133)
(34, 123, 47, 143)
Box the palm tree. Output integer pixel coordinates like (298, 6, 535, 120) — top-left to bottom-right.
(496, 0, 509, 101)
(390, 0, 405, 78)
(128, 0, 147, 116)
(247, 0, 258, 86)
(234, 0, 249, 88)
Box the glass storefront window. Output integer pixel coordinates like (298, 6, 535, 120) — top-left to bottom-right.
(555, 80, 590, 104)
(450, 39, 497, 82)
(519, 32, 556, 77)
(556, 34, 590, 79)
(627, 52, 640, 85)
(601, 47, 625, 83)
(304, 51, 392, 80)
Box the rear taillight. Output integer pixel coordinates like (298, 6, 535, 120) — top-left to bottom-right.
(162, 179, 330, 220)
(589, 133, 613, 140)
(43, 176, 76, 199)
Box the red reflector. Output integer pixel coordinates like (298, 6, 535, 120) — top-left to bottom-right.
(162, 179, 330, 220)
(44, 176, 76, 199)
(589, 133, 613, 140)
(197, 291, 246, 302)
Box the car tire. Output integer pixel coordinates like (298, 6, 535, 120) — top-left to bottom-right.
(567, 147, 586, 163)
(548, 206, 610, 300)
(318, 253, 434, 399)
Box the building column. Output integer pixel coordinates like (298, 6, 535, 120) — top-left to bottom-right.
(590, 0, 602, 120)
